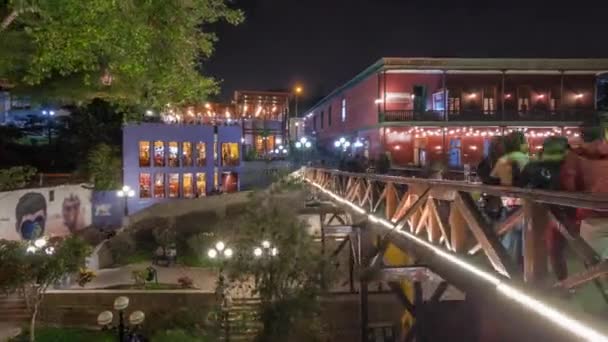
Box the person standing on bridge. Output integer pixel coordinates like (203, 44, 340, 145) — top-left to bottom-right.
(516, 136, 571, 281)
(561, 119, 608, 260)
(491, 131, 530, 266)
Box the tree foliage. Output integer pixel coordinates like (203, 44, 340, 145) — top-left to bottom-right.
(0, 236, 91, 342)
(222, 187, 332, 341)
(86, 143, 121, 190)
(0, 0, 243, 107)
(0, 165, 37, 191)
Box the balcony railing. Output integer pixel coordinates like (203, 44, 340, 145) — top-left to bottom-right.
(382, 109, 595, 123)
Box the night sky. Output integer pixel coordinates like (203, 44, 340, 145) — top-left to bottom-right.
(206, 0, 608, 106)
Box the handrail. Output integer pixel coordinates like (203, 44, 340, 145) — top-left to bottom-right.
(306, 167, 608, 210)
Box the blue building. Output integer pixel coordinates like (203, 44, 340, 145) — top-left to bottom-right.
(122, 122, 242, 214)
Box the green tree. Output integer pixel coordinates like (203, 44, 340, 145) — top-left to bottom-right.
(87, 143, 121, 190)
(223, 188, 332, 341)
(0, 165, 37, 190)
(0, 0, 243, 107)
(0, 236, 91, 342)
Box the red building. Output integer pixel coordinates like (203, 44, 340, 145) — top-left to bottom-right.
(305, 58, 608, 169)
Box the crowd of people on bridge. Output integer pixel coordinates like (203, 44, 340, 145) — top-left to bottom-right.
(477, 118, 608, 281)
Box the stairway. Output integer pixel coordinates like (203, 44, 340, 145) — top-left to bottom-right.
(219, 297, 262, 341)
(0, 293, 29, 323)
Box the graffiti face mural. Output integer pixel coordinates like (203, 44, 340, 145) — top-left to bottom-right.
(1, 185, 92, 241)
(15, 192, 47, 240)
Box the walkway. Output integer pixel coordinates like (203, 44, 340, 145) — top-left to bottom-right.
(0, 322, 21, 342)
(70, 262, 219, 291)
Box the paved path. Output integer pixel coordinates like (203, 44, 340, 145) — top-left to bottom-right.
(69, 262, 219, 291)
(0, 322, 21, 342)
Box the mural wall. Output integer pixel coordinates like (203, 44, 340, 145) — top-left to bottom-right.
(0, 185, 92, 241)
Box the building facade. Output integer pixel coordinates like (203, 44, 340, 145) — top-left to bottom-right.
(306, 58, 608, 169)
(234, 90, 290, 157)
(123, 123, 242, 214)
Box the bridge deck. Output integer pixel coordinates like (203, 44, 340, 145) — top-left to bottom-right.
(302, 167, 608, 342)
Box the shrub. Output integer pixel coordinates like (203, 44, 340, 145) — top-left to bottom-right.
(130, 217, 170, 252)
(175, 211, 219, 237)
(131, 269, 147, 287)
(154, 225, 177, 249)
(106, 233, 136, 265)
(0, 166, 37, 191)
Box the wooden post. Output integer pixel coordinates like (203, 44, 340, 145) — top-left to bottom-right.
(360, 279, 369, 342)
(448, 202, 468, 253)
(523, 200, 549, 283)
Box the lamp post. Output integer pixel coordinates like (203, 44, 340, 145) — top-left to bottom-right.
(97, 296, 145, 342)
(294, 86, 303, 118)
(116, 185, 135, 217)
(295, 137, 312, 164)
(208, 241, 234, 341)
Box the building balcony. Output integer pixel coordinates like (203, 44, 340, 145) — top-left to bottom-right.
(381, 109, 596, 123)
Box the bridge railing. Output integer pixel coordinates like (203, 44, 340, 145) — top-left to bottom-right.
(303, 167, 608, 291)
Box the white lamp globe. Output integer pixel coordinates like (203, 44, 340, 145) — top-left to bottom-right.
(300, 137, 307, 144)
(339, 137, 346, 143)
(207, 249, 218, 259)
(34, 238, 47, 248)
(261, 240, 271, 249)
(215, 241, 225, 251)
(305, 142, 312, 148)
(295, 142, 302, 148)
(223, 248, 233, 258)
(334, 141, 341, 147)
(253, 247, 263, 257)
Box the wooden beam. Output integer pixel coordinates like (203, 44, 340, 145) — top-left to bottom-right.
(394, 188, 431, 232)
(324, 225, 354, 236)
(468, 207, 524, 255)
(414, 204, 431, 236)
(523, 200, 550, 283)
(456, 192, 518, 277)
(360, 266, 433, 282)
(385, 182, 399, 220)
(448, 201, 469, 253)
(556, 260, 608, 290)
(428, 199, 450, 249)
(429, 281, 449, 304)
(388, 281, 416, 316)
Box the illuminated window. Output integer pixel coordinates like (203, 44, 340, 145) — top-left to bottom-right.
(182, 142, 193, 167)
(139, 141, 150, 167)
(341, 98, 346, 122)
(221, 143, 240, 166)
(139, 173, 151, 198)
(196, 142, 206, 166)
(153, 141, 165, 167)
(196, 173, 206, 197)
(168, 173, 179, 198)
(154, 173, 165, 198)
(168, 142, 179, 167)
(183, 173, 194, 198)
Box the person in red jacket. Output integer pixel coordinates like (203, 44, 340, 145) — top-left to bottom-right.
(553, 123, 608, 279)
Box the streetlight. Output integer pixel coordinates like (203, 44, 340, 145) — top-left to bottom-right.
(97, 296, 146, 341)
(253, 240, 278, 258)
(207, 241, 234, 340)
(334, 137, 351, 151)
(117, 185, 135, 217)
(294, 86, 303, 118)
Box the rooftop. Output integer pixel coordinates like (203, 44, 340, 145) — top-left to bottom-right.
(306, 57, 608, 114)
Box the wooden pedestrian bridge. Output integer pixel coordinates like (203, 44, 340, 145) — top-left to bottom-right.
(301, 167, 608, 341)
